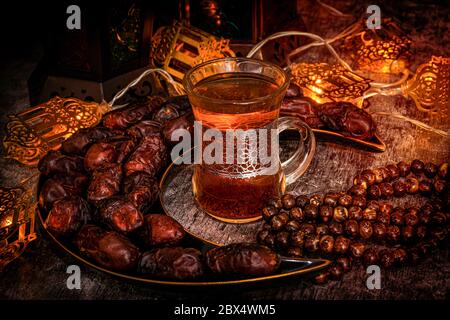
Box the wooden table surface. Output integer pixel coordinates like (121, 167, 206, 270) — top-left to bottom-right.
(0, 1, 449, 300)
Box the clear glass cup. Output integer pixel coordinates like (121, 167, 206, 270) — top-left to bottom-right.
(184, 57, 316, 223)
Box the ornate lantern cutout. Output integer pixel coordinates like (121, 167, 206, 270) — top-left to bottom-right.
(150, 22, 235, 82)
(290, 62, 372, 105)
(3, 97, 110, 166)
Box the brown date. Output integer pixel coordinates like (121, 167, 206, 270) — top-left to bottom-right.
(141, 214, 185, 247)
(84, 137, 135, 172)
(98, 197, 144, 234)
(39, 174, 89, 211)
(87, 164, 122, 206)
(126, 120, 161, 142)
(75, 225, 140, 271)
(124, 134, 167, 177)
(38, 151, 85, 177)
(46, 196, 91, 237)
(205, 243, 280, 278)
(162, 112, 194, 145)
(61, 127, 117, 156)
(138, 247, 204, 280)
(124, 171, 159, 213)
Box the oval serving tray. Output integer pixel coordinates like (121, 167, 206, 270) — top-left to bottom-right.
(37, 175, 331, 288)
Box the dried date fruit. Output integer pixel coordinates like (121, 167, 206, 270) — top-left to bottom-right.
(162, 112, 194, 145)
(317, 102, 376, 140)
(46, 196, 91, 237)
(103, 97, 164, 130)
(98, 197, 144, 234)
(280, 97, 324, 129)
(75, 225, 140, 271)
(87, 164, 122, 206)
(139, 247, 204, 280)
(39, 174, 89, 211)
(124, 134, 167, 177)
(61, 127, 117, 156)
(124, 172, 159, 213)
(205, 243, 280, 278)
(84, 137, 135, 172)
(126, 120, 161, 142)
(38, 151, 85, 177)
(141, 214, 185, 247)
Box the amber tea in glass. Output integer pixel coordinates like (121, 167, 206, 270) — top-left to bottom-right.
(184, 58, 315, 223)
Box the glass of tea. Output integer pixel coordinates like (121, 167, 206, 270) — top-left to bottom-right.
(184, 57, 315, 223)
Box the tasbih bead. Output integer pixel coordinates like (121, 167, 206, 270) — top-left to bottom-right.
(289, 207, 305, 222)
(348, 206, 363, 220)
(329, 222, 344, 236)
(416, 225, 427, 240)
(363, 247, 379, 266)
(372, 168, 384, 184)
(411, 159, 425, 175)
(367, 200, 380, 212)
(386, 225, 401, 243)
(359, 220, 373, 239)
(349, 242, 366, 258)
(281, 194, 296, 210)
(323, 192, 340, 206)
(352, 196, 367, 208)
(379, 249, 395, 268)
(393, 180, 407, 197)
(419, 180, 432, 195)
(270, 212, 289, 230)
(438, 162, 448, 179)
(397, 161, 411, 177)
(380, 167, 391, 182)
(285, 220, 301, 232)
(402, 225, 415, 243)
(345, 220, 359, 237)
(368, 185, 381, 199)
(262, 206, 278, 221)
(433, 179, 446, 194)
(319, 235, 335, 254)
(267, 198, 283, 210)
(299, 223, 315, 236)
(353, 176, 368, 190)
(379, 202, 393, 215)
(379, 183, 394, 198)
(349, 185, 366, 197)
(290, 231, 305, 247)
(392, 248, 408, 266)
(404, 212, 420, 227)
(257, 229, 270, 243)
(361, 170, 376, 186)
(329, 264, 344, 280)
(304, 204, 319, 221)
(334, 236, 351, 254)
(276, 231, 290, 249)
(319, 205, 333, 223)
(339, 194, 353, 207)
(287, 246, 303, 257)
(295, 195, 309, 208)
(377, 211, 391, 225)
(310, 194, 323, 206)
(304, 235, 320, 252)
(406, 177, 419, 194)
(424, 162, 438, 178)
(336, 256, 352, 272)
(333, 206, 348, 222)
(316, 224, 329, 236)
(264, 233, 275, 247)
(386, 164, 400, 181)
(373, 223, 387, 240)
(391, 208, 405, 226)
(363, 207, 377, 221)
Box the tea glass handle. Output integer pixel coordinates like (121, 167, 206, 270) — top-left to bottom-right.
(278, 116, 316, 186)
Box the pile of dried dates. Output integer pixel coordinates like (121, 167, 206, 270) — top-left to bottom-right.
(38, 95, 280, 281)
(257, 160, 449, 283)
(281, 84, 376, 141)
